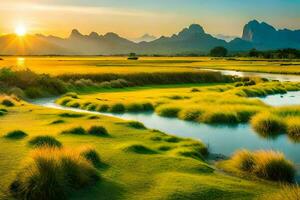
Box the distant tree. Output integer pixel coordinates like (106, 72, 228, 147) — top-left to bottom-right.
(249, 48, 260, 57)
(210, 46, 228, 57)
(128, 53, 139, 60)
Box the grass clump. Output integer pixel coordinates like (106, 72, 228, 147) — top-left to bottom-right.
(88, 126, 109, 136)
(9, 147, 99, 200)
(286, 118, 300, 141)
(251, 112, 286, 136)
(122, 143, 157, 154)
(50, 119, 65, 125)
(1, 99, 15, 107)
(4, 130, 28, 139)
(79, 147, 101, 167)
(59, 113, 84, 118)
(156, 106, 181, 118)
(228, 150, 296, 182)
(61, 126, 86, 135)
(126, 121, 146, 129)
(63, 92, 79, 99)
(29, 136, 62, 148)
(110, 103, 125, 113)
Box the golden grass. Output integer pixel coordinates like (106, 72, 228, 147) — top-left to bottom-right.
(223, 150, 296, 182)
(1, 56, 300, 75)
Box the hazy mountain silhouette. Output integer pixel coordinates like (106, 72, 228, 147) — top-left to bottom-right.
(241, 20, 300, 49)
(0, 20, 299, 55)
(133, 34, 157, 43)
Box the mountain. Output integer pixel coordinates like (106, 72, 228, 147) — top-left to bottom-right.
(241, 20, 300, 50)
(133, 34, 157, 43)
(0, 20, 299, 55)
(138, 24, 227, 54)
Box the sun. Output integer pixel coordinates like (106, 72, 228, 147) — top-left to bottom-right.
(15, 25, 27, 36)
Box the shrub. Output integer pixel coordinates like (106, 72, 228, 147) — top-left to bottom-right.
(251, 112, 286, 136)
(24, 87, 44, 98)
(79, 147, 101, 167)
(29, 136, 62, 148)
(110, 103, 125, 113)
(4, 130, 27, 139)
(126, 121, 146, 129)
(10, 147, 99, 200)
(1, 99, 14, 107)
(88, 126, 108, 136)
(228, 150, 296, 182)
(61, 127, 86, 135)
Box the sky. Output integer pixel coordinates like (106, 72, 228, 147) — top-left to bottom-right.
(0, 0, 299, 39)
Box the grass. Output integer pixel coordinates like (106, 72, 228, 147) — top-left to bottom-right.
(0, 98, 283, 199)
(250, 107, 300, 140)
(29, 136, 62, 148)
(4, 130, 28, 139)
(61, 126, 86, 135)
(1, 56, 299, 75)
(251, 112, 286, 136)
(79, 146, 102, 167)
(9, 147, 99, 200)
(56, 81, 300, 125)
(126, 121, 146, 129)
(221, 150, 296, 182)
(88, 126, 109, 136)
(261, 185, 300, 200)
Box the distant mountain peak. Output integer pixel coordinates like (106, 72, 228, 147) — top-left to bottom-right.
(242, 20, 277, 42)
(133, 33, 156, 43)
(177, 24, 205, 39)
(188, 24, 205, 34)
(104, 32, 120, 38)
(70, 29, 83, 38)
(89, 32, 100, 39)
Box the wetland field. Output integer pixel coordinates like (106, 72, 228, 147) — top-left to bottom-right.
(0, 56, 300, 200)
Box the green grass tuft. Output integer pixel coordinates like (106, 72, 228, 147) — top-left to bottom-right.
(79, 147, 102, 167)
(4, 130, 28, 139)
(29, 136, 62, 148)
(61, 126, 86, 135)
(126, 121, 146, 129)
(251, 112, 286, 136)
(227, 150, 296, 182)
(10, 147, 99, 200)
(50, 119, 65, 125)
(88, 126, 109, 136)
(122, 143, 157, 154)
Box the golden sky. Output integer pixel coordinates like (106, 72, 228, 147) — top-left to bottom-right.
(0, 0, 299, 39)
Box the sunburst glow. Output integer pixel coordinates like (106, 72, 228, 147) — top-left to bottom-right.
(15, 25, 27, 36)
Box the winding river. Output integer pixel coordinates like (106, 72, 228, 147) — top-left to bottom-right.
(32, 71, 300, 170)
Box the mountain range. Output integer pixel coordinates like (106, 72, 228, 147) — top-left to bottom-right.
(0, 20, 299, 55)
